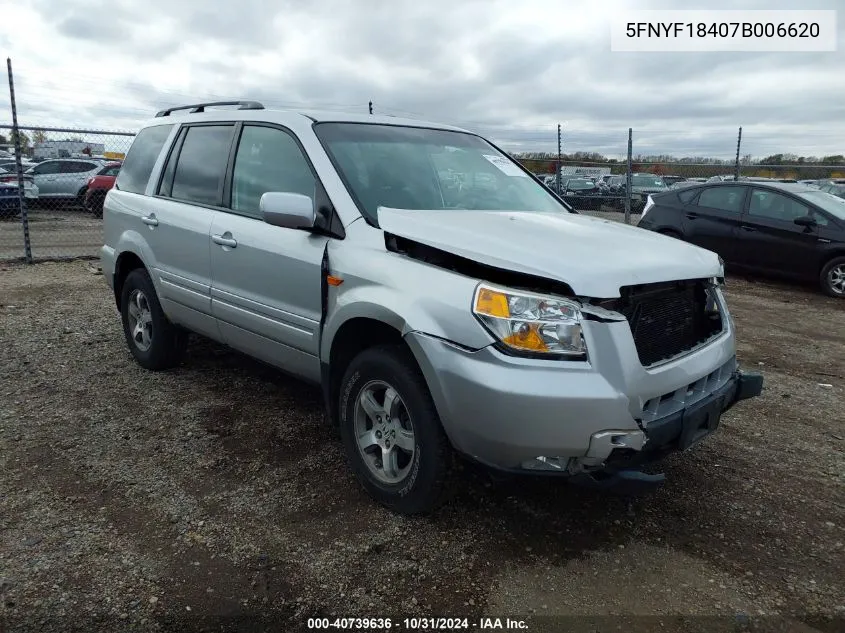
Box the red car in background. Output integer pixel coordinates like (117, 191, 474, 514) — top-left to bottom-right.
(84, 162, 121, 217)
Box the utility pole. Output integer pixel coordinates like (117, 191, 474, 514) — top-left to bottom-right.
(7, 57, 32, 264)
(556, 124, 562, 195)
(734, 126, 742, 181)
(368, 100, 373, 115)
(624, 128, 633, 225)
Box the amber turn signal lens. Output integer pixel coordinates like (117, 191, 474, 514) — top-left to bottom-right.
(475, 287, 510, 318)
(502, 323, 549, 352)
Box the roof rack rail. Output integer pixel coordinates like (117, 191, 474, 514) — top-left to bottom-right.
(155, 100, 265, 118)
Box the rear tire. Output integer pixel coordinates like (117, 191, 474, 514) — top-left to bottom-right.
(338, 345, 452, 515)
(76, 186, 88, 210)
(120, 268, 188, 370)
(820, 256, 845, 298)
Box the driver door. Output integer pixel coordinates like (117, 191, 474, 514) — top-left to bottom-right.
(30, 160, 61, 197)
(209, 123, 328, 383)
(733, 188, 821, 279)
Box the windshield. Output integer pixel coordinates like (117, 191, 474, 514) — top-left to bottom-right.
(632, 175, 665, 187)
(314, 123, 568, 222)
(564, 179, 594, 190)
(798, 190, 845, 220)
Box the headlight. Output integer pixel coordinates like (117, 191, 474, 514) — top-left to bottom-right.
(472, 284, 586, 359)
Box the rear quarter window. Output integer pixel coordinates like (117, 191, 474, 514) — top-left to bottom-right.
(116, 124, 174, 195)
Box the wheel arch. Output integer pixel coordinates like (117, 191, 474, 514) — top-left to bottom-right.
(323, 316, 412, 427)
(113, 250, 147, 309)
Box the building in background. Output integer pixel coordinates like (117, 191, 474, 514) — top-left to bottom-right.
(560, 166, 611, 178)
(33, 140, 106, 160)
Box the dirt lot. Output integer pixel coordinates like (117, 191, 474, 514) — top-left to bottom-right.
(1, 257, 843, 632)
(0, 208, 102, 262)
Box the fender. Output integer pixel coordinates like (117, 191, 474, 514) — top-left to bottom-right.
(114, 230, 161, 292)
(319, 282, 493, 364)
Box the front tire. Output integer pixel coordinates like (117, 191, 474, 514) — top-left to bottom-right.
(338, 345, 452, 515)
(820, 256, 845, 298)
(120, 268, 187, 370)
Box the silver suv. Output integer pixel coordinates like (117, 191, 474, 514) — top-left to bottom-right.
(101, 101, 763, 514)
(26, 158, 108, 201)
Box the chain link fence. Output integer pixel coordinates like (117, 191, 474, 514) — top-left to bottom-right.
(515, 127, 845, 223)
(1, 121, 843, 262)
(0, 126, 134, 262)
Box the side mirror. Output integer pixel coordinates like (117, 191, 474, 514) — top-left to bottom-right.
(793, 215, 817, 228)
(260, 192, 316, 230)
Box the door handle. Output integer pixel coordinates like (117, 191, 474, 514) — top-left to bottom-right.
(818, 238, 831, 244)
(740, 225, 756, 232)
(141, 214, 158, 226)
(685, 212, 698, 220)
(212, 234, 238, 248)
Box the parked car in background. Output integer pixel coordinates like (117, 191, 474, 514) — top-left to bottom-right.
(670, 180, 700, 190)
(0, 159, 37, 173)
(542, 175, 559, 189)
(0, 163, 40, 202)
(637, 181, 845, 297)
(629, 173, 668, 211)
(707, 175, 737, 182)
(606, 175, 626, 197)
(819, 182, 845, 199)
(84, 162, 121, 217)
(661, 175, 686, 187)
(101, 101, 762, 513)
(0, 181, 34, 218)
(25, 158, 109, 204)
(560, 176, 602, 209)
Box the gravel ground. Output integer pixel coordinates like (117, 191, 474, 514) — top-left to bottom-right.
(0, 207, 102, 262)
(1, 255, 843, 632)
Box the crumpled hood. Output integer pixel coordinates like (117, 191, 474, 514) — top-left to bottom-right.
(378, 208, 722, 298)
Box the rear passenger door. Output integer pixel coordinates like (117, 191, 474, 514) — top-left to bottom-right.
(681, 185, 747, 263)
(145, 123, 237, 339)
(58, 161, 95, 197)
(209, 123, 329, 382)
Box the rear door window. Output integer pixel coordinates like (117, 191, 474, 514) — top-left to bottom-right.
(696, 187, 746, 213)
(61, 161, 96, 174)
(169, 125, 235, 206)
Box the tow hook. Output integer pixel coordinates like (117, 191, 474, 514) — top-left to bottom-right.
(569, 469, 666, 496)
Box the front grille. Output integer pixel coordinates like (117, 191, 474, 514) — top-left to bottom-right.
(616, 279, 723, 367)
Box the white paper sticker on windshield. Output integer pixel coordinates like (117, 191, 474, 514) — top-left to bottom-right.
(483, 154, 528, 177)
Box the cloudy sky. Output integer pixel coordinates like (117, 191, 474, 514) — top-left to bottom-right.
(0, 0, 842, 159)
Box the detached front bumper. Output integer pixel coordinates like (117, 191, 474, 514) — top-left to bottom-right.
(405, 321, 762, 475)
(587, 369, 763, 472)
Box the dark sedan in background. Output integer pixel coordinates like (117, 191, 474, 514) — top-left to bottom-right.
(637, 181, 845, 297)
(560, 177, 602, 209)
